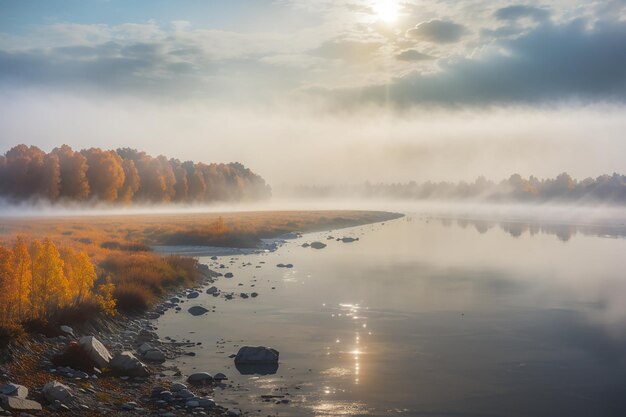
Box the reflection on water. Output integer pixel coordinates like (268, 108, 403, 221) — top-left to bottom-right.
(156, 212, 626, 417)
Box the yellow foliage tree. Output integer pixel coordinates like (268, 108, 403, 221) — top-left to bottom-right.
(12, 237, 32, 321)
(0, 247, 16, 323)
(31, 238, 70, 317)
(96, 277, 117, 316)
(61, 247, 97, 304)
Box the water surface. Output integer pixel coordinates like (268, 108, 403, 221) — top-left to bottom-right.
(157, 213, 626, 417)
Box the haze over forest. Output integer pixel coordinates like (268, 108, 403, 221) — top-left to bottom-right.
(0, 145, 270, 204)
(1, 0, 626, 189)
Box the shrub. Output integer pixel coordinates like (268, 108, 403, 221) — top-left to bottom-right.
(113, 283, 153, 314)
(0, 322, 25, 346)
(52, 342, 98, 371)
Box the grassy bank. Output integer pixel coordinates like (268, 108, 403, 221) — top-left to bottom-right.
(0, 210, 402, 343)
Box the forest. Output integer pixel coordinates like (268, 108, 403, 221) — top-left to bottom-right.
(0, 144, 271, 204)
(0, 237, 115, 337)
(287, 173, 626, 204)
(0, 234, 202, 341)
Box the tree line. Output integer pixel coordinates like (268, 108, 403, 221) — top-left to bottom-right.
(287, 173, 626, 204)
(0, 145, 271, 203)
(0, 237, 115, 328)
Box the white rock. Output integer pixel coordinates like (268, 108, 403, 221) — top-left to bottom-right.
(0, 383, 28, 399)
(78, 336, 112, 368)
(110, 352, 150, 377)
(0, 395, 42, 411)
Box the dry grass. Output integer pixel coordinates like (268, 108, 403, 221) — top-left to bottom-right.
(0, 210, 401, 318)
(0, 210, 401, 255)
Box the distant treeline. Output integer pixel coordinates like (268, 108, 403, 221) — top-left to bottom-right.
(0, 145, 271, 203)
(287, 173, 626, 203)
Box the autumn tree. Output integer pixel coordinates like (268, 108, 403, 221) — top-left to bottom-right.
(0, 247, 16, 323)
(81, 148, 125, 201)
(12, 237, 32, 320)
(60, 247, 97, 304)
(31, 238, 69, 317)
(52, 144, 90, 200)
(118, 159, 140, 203)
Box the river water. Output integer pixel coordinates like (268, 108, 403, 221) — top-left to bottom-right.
(156, 212, 626, 417)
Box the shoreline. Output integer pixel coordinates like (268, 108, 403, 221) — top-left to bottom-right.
(0, 210, 403, 416)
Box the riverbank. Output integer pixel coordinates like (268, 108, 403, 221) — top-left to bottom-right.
(0, 210, 403, 416)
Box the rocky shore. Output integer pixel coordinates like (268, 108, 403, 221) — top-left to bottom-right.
(0, 267, 247, 417)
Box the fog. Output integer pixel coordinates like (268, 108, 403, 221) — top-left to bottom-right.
(1, 92, 626, 188)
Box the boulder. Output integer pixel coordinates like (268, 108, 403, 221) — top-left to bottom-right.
(206, 286, 219, 294)
(187, 291, 200, 299)
(78, 336, 112, 368)
(42, 381, 72, 404)
(109, 352, 150, 377)
(213, 373, 227, 381)
(0, 383, 27, 399)
(310, 241, 327, 249)
(186, 372, 213, 385)
(196, 397, 216, 408)
(170, 382, 187, 392)
(0, 395, 42, 411)
(137, 342, 155, 356)
(234, 346, 279, 364)
(188, 306, 209, 316)
(144, 349, 166, 363)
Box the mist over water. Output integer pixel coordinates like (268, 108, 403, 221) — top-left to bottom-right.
(155, 211, 626, 417)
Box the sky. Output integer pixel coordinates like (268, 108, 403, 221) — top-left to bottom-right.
(1, 0, 625, 186)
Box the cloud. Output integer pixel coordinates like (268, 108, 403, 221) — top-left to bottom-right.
(327, 18, 626, 106)
(310, 39, 384, 62)
(494, 5, 551, 22)
(407, 20, 468, 43)
(396, 49, 434, 62)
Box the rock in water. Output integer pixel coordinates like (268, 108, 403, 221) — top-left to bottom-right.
(234, 346, 279, 364)
(42, 381, 73, 404)
(206, 286, 219, 294)
(78, 336, 112, 368)
(187, 291, 200, 299)
(0, 395, 42, 411)
(310, 241, 327, 249)
(109, 352, 150, 377)
(188, 306, 209, 316)
(0, 384, 28, 399)
(187, 372, 213, 385)
(224, 272, 234, 278)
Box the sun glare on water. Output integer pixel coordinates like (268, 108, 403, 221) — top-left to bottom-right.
(373, 0, 400, 23)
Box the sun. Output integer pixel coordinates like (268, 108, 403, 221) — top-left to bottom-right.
(373, 0, 400, 23)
